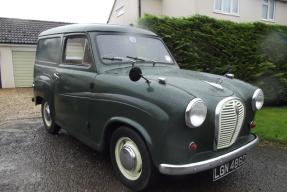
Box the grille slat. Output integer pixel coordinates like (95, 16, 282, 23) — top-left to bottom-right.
(220, 126, 236, 129)
(221, 113, 237, 117)
(216, 98, 245, 149)
(220, 136, 233, 141)
(221, 119, 237, 122)
(221, 122, 236, 125)
(220, 131, 234, 135)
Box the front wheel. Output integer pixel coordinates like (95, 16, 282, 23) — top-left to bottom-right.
(41, 100, 60, 134)
(110, 127, 157, 191)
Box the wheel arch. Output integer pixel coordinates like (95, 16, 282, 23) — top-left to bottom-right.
(102, 117, 153, 154)
(34, 79, 54, 106)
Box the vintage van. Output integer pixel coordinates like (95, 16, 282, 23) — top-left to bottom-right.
(33, 24, 263, 191)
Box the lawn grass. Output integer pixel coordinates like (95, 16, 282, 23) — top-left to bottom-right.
(254, 107, 287, 144)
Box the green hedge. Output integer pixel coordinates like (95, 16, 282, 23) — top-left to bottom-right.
(139, 15, 287, 106)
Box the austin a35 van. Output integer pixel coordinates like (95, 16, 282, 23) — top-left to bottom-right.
(33, 24, 263, 191)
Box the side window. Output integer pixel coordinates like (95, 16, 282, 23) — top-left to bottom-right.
(63, 36, 93, 66)
(36, 37, 61, 64)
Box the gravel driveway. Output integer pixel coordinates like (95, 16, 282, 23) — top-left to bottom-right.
(0, 119, 287, 192)
(0, 88, 40, 122)
(0, 88, 287, 191)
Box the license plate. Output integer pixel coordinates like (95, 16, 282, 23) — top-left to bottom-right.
(213, 154, 247, 181)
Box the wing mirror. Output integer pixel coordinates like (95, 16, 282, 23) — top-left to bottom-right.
(129, 67, 142, 82)
(129, 67, 150, 84)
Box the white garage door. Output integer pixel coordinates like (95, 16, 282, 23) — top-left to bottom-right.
(12, 51, 36, 87)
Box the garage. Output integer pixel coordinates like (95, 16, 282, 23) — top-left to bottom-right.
(12, 51, 36, 87)
(0, 17, 69, 88)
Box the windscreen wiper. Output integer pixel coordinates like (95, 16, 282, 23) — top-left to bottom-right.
(126, 56, 157, 67)
(102, 56, 136, 65)
(103, 56, 151, 84)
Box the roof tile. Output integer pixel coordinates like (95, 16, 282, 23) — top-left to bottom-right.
(0, 17, 70, 44)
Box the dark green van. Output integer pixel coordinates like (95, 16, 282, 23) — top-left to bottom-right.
(33, 24, 263, 191)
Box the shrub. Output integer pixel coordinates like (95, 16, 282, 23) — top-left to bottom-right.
(139, 15, 287, 106)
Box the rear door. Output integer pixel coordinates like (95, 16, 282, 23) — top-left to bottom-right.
(34, 36, 61, 107)
(54, 34, 96, 138)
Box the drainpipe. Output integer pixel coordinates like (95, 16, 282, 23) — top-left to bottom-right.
(138, 0, 142, 19)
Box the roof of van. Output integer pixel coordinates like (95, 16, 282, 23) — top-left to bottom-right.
(39, 24, 157, 36)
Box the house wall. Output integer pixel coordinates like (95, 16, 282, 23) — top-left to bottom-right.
(108, 0, 287, 26)
(0, 44, 36, 88)
(194, 0, 287, 25)
(275, 1, 287, 25)
(0, 47, 15, 88)
(108, 0, 139, 25)
(161, 0, 196, 17)
(141, 0, 163, 16)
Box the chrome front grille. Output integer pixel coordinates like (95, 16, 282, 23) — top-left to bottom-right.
(215, 98, 245, 149)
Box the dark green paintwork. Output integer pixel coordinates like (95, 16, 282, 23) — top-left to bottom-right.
(34, 24, 259, 168)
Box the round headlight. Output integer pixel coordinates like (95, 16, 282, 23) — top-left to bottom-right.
(185, 98, 207, 128)
(252, 89, 264, 111)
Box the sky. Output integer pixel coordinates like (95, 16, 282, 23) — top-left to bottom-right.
(0, 0, 114, 23)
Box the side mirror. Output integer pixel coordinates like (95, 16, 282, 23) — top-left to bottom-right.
(129, 67, 142, 82)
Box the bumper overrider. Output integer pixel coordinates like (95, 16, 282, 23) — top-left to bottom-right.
(159, 135, 259, 175)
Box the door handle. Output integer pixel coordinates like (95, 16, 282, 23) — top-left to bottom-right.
(53, 73, 61, 79)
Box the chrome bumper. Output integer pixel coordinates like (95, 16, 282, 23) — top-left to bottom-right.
(159, 136, 259, 175)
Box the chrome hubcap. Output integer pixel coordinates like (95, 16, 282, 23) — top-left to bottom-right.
(120, 145, 136, 171)
(115, 137, 142, 180)
(43, 102, 52, 127)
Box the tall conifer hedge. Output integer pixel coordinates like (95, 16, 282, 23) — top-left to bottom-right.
(139, 15, 287, 106)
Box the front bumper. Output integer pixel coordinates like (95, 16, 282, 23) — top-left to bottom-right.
(159, 135, 259, 175)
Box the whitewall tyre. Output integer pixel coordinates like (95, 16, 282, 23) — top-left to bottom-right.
(110, 126, 157, 191)
(41, 100, 60, 134)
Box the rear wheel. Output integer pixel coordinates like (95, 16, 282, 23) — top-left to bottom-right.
(41, 100, 60, 134)
(110, 126, 157, 191)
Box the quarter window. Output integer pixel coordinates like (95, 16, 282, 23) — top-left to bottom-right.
(36, 37, 61, 64)
(262, 0, 275, 20)
(215, 0, 239, 15)
(63, 36, 93, 66)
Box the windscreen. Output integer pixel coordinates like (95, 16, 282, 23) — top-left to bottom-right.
(96, 34, 174, 64)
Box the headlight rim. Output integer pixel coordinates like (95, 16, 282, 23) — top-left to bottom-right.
(185, 98, 207, 128)
(252, 88, 264, 111)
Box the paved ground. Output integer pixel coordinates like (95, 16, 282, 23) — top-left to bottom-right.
(0, 119, 287, 192)
(0, 88, 40, 122)
(0, 88, 287, 191)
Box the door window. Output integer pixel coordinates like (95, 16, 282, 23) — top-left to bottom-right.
(63, 36, 93, 66)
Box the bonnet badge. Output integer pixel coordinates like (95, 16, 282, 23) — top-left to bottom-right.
(204, 81, 224, 90)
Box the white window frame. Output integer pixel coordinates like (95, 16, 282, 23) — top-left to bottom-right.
(262, 0, 275, 22)
(214, 0, 240, 17)
(115, 0, 125, 17)
(116, 5, 125, 17)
